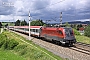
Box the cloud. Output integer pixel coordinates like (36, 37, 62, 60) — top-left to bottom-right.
(0, 0, 90, 23)
(0, 0, 14, 15)
(32, 0, 50, 10)
(0, 15, 13, 21)
(74, 19, 90, 22)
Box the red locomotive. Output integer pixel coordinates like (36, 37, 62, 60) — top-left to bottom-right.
(9, 26, 76, 46)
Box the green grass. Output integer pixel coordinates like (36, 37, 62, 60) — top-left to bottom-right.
(0, 49, 25, 60)
(75, 35, 90, 44)
(2, 30, 65, 60)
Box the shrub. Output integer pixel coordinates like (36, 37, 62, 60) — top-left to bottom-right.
(14, 45, 27, 52)
(14, 45, 27, 56)
(7, 39, 19, 50)
(2, 39, 19, 50)
(0, 33, 19, 50)
(84, 25, 90, 37)
(0, 34, 7, 47)
(73, 28, 80, 35)
(19, 48, 27, 56)
(0, 40, 5, 47)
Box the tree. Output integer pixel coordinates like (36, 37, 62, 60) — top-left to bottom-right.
(30, 19, 45, 26)
(5, 24, 8, 28)
(73, 28, 80, 35)
(77, 24, 83, 30)
(65, 22, 70, 27)
(84, 25, 90, 37)
(0, 22, 2, 28)
(15, 19, 20, 26)
(71, 24, 76, 28)
(23, 19, 27, 25)
(21, 20, 27, 26)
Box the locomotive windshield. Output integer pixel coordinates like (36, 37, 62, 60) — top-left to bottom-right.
(65, 28, 73, 37)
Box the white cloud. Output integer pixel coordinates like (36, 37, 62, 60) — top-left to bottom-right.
(0, 15, 13, 21)
(74, 19, 90, 22)
(75, 0, 88, 10)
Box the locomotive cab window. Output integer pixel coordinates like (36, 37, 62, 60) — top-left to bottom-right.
(69, 29, 73, 36)
(65, 28, 73, 36)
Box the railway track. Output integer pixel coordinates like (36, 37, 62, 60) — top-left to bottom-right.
(69, 46, 90, 55)
(72, 42, 90, 55)
(76, 42, 90, 47)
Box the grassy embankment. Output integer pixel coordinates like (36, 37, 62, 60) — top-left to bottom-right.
(0, 49, 25, 60)
(75, 35, 90, 44)
(0, 30, 65, 60)
(73, 28, 90, 44)
(0, 28, 1, 33)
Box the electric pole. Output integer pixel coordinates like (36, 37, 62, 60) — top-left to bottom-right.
(29, 10, 31, 40)
(60, 12, 62, 25)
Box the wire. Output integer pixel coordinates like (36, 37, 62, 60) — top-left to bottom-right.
(35, 0, 65, 10)
(49, 0, 65, 6)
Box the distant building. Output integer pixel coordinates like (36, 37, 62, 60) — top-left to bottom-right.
(79, 27, 85, 35)
(82, 24, 88, 28)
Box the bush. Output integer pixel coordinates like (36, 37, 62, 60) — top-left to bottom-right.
(2, 39, 19, 50)
(0, 34, 7, 47)
(14, 45, 27, 56)
(0, 34, 19, 50)
(0, 40, 5, 47)
(14, 45, 27, 52)
(7, 39, 19, 50)
(84, 25, 90, 37)
(19, 48, 27, 56)
(73, 28, 80, 35)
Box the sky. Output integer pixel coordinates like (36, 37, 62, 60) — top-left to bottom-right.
(0, 0, 90, 23)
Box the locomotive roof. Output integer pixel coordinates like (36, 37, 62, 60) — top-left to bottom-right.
(42, 27, 72, 31)
(42, 27, 72, 29)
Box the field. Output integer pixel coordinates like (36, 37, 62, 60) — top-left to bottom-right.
(2, 22, 15, 26)
(0, 30, 64, 60)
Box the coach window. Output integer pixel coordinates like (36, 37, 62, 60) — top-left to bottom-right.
(33, 29, 35, 32)
(26, 29, 29, 31)
(36, 29, 38, 33)
(30, 29, 32, 32)
(59, 30, 63, 35)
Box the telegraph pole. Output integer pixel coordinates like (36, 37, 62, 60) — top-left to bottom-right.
(29, 10, 31, 40)
(60, 12, 62, 25)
